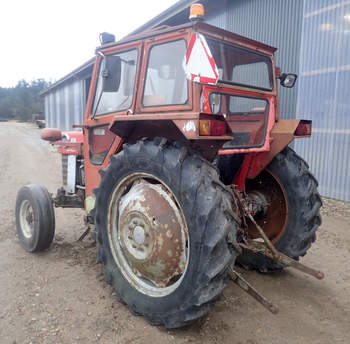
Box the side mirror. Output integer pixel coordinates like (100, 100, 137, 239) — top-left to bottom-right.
(279, 73, 297, 88)
(102, 55, 121, 92)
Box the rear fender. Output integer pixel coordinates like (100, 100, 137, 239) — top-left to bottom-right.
(109, 114, 232, 161)
(109, 113, 232, 140)
(247, 119, 309, 179)
(233, 119, 311, 190)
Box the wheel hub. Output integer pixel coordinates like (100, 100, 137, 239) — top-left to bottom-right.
(133, 226, 145, 245)
(119, 211, 154, 261)
(246, 191, 269, 217)
(114, 179, 188, 289)
(20, 200, 35, 238)
(246, 169, 288, 243)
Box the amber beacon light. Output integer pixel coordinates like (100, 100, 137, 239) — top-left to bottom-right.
(189, 3, 205, 21)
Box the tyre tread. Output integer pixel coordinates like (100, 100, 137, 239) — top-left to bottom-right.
(94, 138, 240, 327)
(237, 147, 322, 272)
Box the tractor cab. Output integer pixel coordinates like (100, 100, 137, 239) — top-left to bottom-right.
(84, 19, 306, 197)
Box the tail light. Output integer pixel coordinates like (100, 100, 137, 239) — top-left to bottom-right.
(295, 120, 312, 136)
(199, 119, 226, 136)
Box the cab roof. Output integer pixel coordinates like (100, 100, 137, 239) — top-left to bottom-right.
(97, 21, 277, 56)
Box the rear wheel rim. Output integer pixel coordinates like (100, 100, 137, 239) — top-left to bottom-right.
(107, 172, 189, 297)
(19, 200, 35, 238)
(246, 169, 288, 243)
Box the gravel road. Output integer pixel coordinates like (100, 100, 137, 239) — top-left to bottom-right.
(0, 122, 349, 344)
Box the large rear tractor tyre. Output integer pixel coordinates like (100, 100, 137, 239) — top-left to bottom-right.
(15, 184, 55, 252)
(237, 147, 322, 272)
(94, 138, 240, 328)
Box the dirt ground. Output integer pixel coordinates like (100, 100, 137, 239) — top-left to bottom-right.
(0, 122, 349, 344)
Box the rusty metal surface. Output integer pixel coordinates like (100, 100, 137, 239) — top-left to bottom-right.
(246, 214, 278, 257)
(107, 174, 189, 296)
(53, 187, 84, 209)
(240, 242, 324, 280)
(229, 268, 279, 314)
(113, 112, 198, 122)
(230, 120, 304, 187)
(245, 169, 288, 244)
(231, 185, 324, 280)
(246, 119, 301, 179)
(117, 180, 187, 287)
(110, 114, 233, 142)
(205, 84, 277, 156)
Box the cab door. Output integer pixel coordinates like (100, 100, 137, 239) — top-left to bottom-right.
(83, 42, 142, 213)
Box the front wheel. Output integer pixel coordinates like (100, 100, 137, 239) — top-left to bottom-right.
(15, 184, 55, 252)
(238, 147, 322, 272)
(95, 138, 240, 328)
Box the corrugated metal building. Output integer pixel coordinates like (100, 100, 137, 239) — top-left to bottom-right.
(294, 1, 350, 201)
(42, 0, 350, 201)
(41, 58, 94, 131)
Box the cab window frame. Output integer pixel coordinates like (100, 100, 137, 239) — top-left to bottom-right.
(141, 38, 189, 108)
(137, 33, 193, 113)
(209, 91, 270, 149)
(91, 47, 139, 117)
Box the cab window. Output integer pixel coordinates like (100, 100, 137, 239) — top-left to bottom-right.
(205, 37, 273, 91)
(92, 49, 138, 116)
(142, 40, 188, 107)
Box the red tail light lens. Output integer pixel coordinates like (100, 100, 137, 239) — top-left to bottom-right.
(199, 119, 226, 136)
(295, 120, 312, 136)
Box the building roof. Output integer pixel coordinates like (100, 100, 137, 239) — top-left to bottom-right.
(40, 1, 194, 95)
(41, 1, 207, 95)
(42, 0, 275, 95)
(40, 57, 95, 96)
(99, 21, 276, 54)
(127, 0, 198, 36)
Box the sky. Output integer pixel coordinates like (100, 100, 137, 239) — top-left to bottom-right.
(0, 0, 179, 87)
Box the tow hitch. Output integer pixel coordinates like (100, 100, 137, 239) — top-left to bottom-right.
(229, 188, 324, 314)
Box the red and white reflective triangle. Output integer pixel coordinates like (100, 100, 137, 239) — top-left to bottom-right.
(183, 33, 219, 85)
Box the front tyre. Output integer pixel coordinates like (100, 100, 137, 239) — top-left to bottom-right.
(15, 184, 55, 252)
(238, 147, 322, 272)
(95, 139, 240, 328)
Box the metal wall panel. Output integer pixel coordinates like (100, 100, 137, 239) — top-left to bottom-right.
(205, 0, 303, 119)
(64, 86, 71, 130)
(294, 0, 350, 201)
(57, 88, 64, 130)
(49, 93, 56, 129)
(44, 78, 86, 131)
(74, 79, 85, 127)
(44, 96, 50, 127)
(205, 3, 226, 28)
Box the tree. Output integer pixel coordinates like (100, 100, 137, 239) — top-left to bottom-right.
(0, 79, 51, 121)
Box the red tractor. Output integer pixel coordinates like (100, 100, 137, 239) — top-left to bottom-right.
(16, 4, 322, 328)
